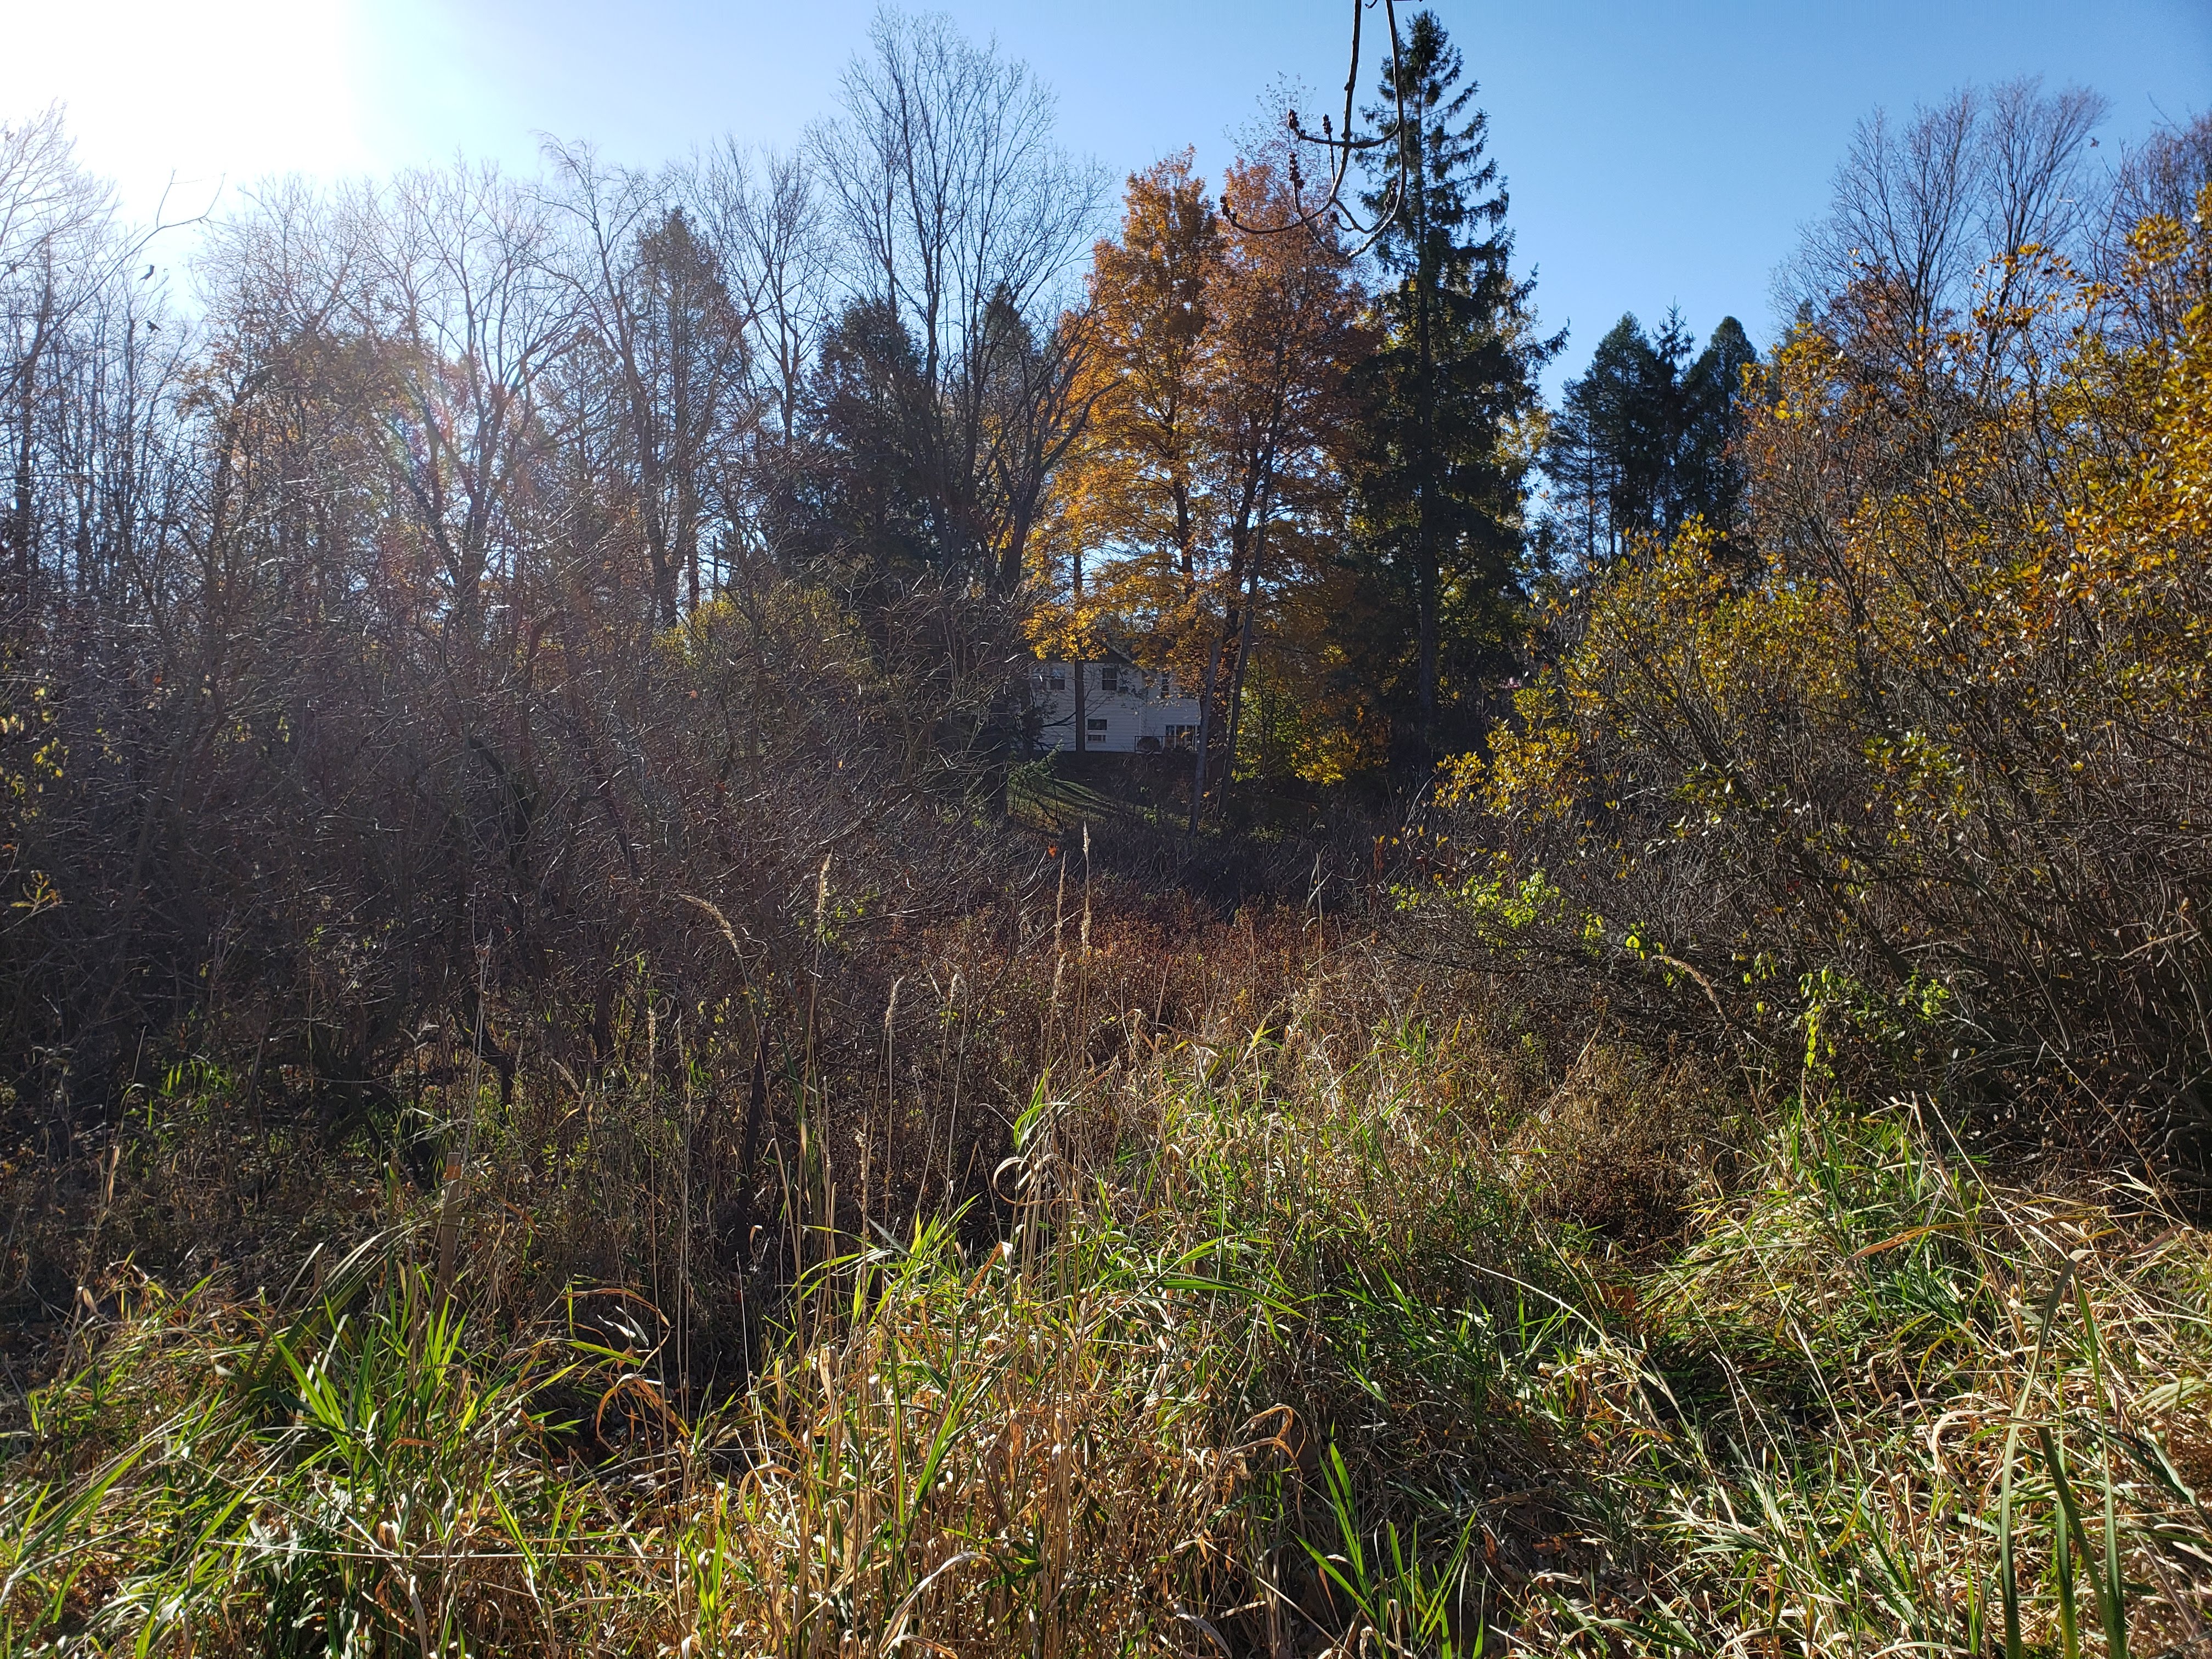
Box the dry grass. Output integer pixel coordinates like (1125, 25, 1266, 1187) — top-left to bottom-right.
(5, 932, 2211, 1655)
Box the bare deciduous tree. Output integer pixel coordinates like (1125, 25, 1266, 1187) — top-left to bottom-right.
(703, 141, 830, 466)
(2096, 110, 2212, 345)
(1782, 78, 2108, 357)
(811, 10, 1104, 591)
(362, 166, 570, 661)
(545, 143, 754, 624)
(3, 108, 118, 608)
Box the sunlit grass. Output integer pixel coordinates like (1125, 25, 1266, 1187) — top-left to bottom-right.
(7, 1003, 2209, 1655)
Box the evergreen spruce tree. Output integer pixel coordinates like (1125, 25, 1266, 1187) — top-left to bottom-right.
(1678, 315, 1758, 534)
(1343, 9, 1560, 765)
(1545, 311, 1758, 563)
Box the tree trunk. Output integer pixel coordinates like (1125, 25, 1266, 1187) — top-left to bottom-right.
(1216, 490, 1273, 820)
(1416, 511, 1438, 757)
(1186, 630, 1227, 838)
(1072, 545, 1086, 755)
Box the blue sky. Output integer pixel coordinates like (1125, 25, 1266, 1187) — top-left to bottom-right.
(7, 1, 2207, 388)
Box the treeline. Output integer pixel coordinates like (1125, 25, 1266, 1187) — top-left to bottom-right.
(0, 13, 1130, 1146)
(0, 8, 1565, 1146)
(2, 0, 2208, 1175)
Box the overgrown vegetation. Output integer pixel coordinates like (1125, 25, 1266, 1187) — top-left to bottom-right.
(3, 8, 2210, 1655)
(9, 955, 2212, 1653)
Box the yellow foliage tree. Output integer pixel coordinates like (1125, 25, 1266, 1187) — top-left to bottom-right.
(1454, 188, 2212, 1118)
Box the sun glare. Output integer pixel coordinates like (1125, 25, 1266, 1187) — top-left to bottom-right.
(1, 0, 370, 216)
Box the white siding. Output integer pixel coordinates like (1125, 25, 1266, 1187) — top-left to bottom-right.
(1029, 661, 1200, 754)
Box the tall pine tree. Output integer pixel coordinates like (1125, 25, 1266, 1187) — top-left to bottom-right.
(1545, 311, 1756, 564)
(1342, 10, 1559, 765)
(1678, 315, 1757, 535)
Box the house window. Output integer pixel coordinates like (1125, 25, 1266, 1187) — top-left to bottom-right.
(1047, 667, 1066, 691)
(1086, 718, 1109, 732)
(1098, 665, 1122, 695)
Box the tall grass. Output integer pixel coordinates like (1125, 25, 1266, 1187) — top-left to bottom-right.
(6, 949, 2210, 1654)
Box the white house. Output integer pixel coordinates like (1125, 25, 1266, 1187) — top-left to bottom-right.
(1029, 659, 1200, 754)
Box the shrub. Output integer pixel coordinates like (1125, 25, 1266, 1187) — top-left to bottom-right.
(1421, 193, 2212, 1187)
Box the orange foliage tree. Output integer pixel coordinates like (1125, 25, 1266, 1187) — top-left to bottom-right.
(1036, 150, 1369, 803)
